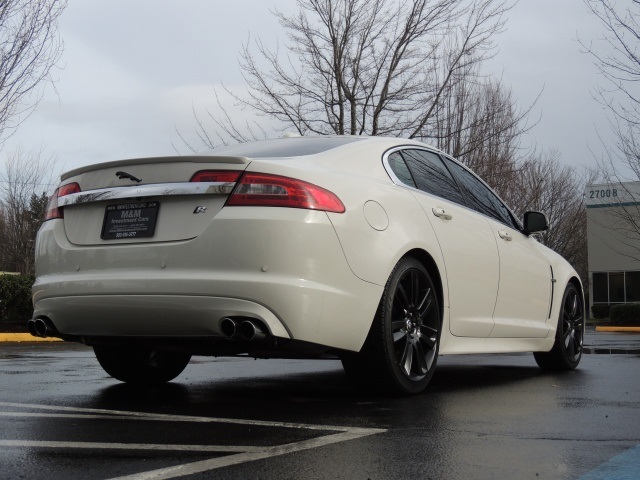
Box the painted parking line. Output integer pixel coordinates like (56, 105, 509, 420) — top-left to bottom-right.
(578, 444, 640, 480)
(0, 440, 263, 453)
(0, 402, 386, 480)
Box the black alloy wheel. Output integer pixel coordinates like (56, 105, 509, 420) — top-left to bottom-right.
(342, 257, 441, 395)
(391, 264, 439, 381)
(534, 282, 584, 370)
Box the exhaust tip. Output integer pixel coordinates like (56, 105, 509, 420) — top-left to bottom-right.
(240, 320, 266, 342)
(27, 319, 37, 336)
(220, 317, 238, 339)
(33, 318, 48, 337)
(30, 316, 60, 338)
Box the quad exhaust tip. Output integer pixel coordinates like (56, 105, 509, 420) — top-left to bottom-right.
(27, 317, 59, 338)
(220, 317, 269, 342)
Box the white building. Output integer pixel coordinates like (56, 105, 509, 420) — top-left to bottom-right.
(586, 181, 640, 315)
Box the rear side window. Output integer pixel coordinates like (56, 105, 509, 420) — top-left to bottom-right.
(387, 152, 416, 188)
(443, 157, 518, 228)
(401, 149, 465, 204)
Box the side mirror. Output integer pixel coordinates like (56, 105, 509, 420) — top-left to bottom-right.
(523, 211, 548, 235)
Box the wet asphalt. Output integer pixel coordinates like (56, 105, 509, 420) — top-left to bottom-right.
(0, 328, 639, 480)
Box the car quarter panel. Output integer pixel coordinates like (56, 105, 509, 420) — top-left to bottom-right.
(231, 141, 450, 295)
(325, 181, 447, 289)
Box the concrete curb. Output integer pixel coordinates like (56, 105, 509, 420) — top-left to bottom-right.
(0, 333, 62, 342)
(595, 326, 640, 333)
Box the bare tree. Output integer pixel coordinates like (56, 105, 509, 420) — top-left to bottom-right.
(178, 0, 592, 282)
(502, 150, 595, 283)
(582, 0, 640, 168)
(0, 0, 67, 143)
(582, 0, 640, 177)
(0, 148, 56, 274)
(580, 0, 640, 260)
(0, 203, 7, 270)
(431, 73, 537, 194)
(181, 0, 523, 152)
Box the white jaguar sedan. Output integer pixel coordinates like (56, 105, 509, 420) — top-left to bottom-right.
(30, 135, 584, 394)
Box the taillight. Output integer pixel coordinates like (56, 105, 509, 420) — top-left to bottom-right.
(44, 182, 81, 220)
(190, 170, 242, 182)
(227, 173, 345, 213)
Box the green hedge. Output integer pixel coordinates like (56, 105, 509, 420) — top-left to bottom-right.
(591, 304, 611, 319)
(609, 303, 640, 326)
(0, 274, 34, 323)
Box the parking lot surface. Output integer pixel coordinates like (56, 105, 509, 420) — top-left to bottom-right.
(0, 329, 639, 479)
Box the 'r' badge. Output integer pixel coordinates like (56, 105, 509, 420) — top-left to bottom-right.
(193, 206, 207, 214)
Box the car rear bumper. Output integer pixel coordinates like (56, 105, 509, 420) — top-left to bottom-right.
(33, 208, 383, 352)
(33, 294, 290, 338)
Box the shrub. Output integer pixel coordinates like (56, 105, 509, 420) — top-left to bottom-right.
(591, 304, 611, 319)
(609, 303, 640, 326)
(0, 274, 34, 323)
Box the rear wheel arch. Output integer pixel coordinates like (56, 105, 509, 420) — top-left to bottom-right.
(343, 254, 443, 394)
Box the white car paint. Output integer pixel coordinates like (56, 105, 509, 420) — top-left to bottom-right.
(31, 135, 584, 392)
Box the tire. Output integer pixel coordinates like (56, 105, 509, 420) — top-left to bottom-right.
(342, 257, 441, 395)
(534, 282, 584, 370)
(94, 345, 191, 384)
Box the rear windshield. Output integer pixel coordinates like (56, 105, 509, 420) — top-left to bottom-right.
(204, 136, 363, 158)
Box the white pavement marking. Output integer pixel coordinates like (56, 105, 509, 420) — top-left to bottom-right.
(0, 401, 374, 432)
(0, 402, 386, 480)
(108, 431, 378, 480)
(0, 440, 263, 453)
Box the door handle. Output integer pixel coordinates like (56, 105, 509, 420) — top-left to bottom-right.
(432, 207, 452, 220)
(498, 230, 512, 241)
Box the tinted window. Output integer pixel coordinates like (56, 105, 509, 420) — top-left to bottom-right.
(592, 272, 608, 303)
(401, 149, 465, 204)
(443, 157, 517, 228)
(609, 272, 625, 302)
(626, 272, 640, 302)
(387, 152, 416, 187)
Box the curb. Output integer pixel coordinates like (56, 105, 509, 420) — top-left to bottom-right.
(0, 333, 62, 342)
(595, 326, 640, 333)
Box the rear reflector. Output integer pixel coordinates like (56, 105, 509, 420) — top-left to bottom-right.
(45, 182, 81, 220)
(227, 173, 345, 213)
(190, 170, 242, 183)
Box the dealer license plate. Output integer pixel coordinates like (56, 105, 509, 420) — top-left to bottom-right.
(101, 202, 160, 240)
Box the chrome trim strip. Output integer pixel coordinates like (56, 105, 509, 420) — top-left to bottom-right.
(58, 182, 236, 207)
(381, 146, 410, 187)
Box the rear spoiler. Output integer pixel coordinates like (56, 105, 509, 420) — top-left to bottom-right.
(61, 155, 250, 181)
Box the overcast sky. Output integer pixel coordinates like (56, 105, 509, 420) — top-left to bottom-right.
(0, 0, 615, 185)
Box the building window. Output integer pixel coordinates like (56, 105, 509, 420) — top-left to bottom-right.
(609, 272, 625, 302)
(592, 272, 608, 303)
(626, 272, 640, 302)
(592, 271, 640, 304)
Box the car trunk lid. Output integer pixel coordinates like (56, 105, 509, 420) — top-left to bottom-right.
(57, 155, 250, 245)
